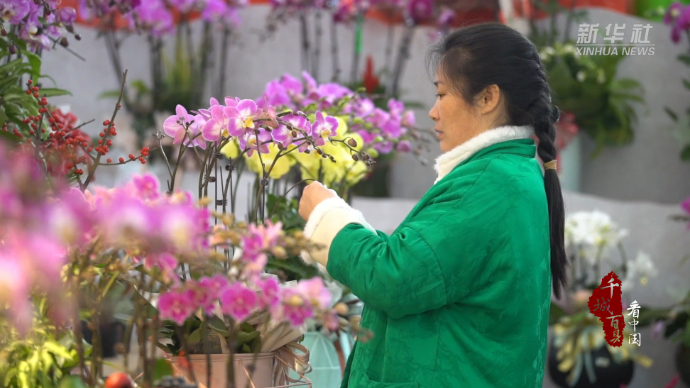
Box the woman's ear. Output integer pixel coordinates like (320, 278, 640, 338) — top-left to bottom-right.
(478, 84, 502, 115)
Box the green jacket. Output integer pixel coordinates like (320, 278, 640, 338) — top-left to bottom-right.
(325, 135, 552, 387)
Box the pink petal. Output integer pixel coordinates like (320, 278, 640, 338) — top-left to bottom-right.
(236, 99, 257, 117)
(175, 104, 188, 118)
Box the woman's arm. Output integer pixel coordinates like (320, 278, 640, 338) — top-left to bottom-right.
(301, 197, 449, 320)
(327, 223, 448, 320)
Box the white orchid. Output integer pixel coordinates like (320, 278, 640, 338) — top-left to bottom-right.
(565, 211, 629, 265)
(622, 251, 658, 292)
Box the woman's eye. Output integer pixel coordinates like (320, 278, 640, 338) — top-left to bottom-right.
(436, 93, 444, 99)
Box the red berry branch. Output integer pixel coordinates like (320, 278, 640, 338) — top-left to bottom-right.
(1, 70, 155, 191)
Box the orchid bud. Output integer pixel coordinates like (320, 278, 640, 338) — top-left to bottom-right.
(335, 303, 349, 315)
(347, 138, 357, 147)
(272, 246, 287, 258)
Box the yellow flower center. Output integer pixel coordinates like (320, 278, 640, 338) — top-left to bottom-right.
(286, 295, 303, 307)
(244, 117, 255, 129)
(321, 129, 331, 138)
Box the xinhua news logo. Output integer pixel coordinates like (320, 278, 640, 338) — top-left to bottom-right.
(576, 23, 655, 56)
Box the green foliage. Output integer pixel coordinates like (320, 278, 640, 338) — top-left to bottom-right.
(539, 42, 644, 155)
(266, 194, 320, 282)
(160, 318, 264, 355)
(664, 53, 690, 162)
(0, 37, 70, 138)
(0, 299, 92, 388)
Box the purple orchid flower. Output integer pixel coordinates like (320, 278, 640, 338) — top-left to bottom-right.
(357, 130, 378, 145)
(388, 98, 405, 118)
(381, 120, 404, 139)
(280, 114, 312, 152)
(402, 110, 416, 127)
(239, 128, 272, 157)
(396, 140, 412, 152)
(374, 141, 394, 154)
(281, 74, 304, 99)
(664, 2, 684, 25)
(202, 0, 228, 22)
(58, 7, 77, 25)
(264, 80, 292, 107)
(312, 112, 339, 146)
(407, 0, 433, 24)
(1, 0, 31, 24)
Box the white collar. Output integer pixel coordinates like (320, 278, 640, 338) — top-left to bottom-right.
(434, 125, 534, 184)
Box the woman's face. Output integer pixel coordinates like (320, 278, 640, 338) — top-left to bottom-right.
(429, 71, 503, 153)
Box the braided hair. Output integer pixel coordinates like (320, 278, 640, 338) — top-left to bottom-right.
(427, 22, 568, 299)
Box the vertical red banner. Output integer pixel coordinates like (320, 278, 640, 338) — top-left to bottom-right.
(587, 271, 625, 347)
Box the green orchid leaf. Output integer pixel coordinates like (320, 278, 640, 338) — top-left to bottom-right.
(681, 145, 690, 161)
(207, 315, 230, 337)
(152, 358, 174, 382)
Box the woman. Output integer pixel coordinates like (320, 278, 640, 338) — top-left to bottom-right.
(298, 22, 567, 388)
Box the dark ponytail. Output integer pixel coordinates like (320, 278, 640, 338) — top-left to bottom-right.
(427, 22, 569, 299)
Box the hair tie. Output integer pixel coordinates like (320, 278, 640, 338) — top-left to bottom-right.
(550, 105, 560, 124)
(544, 160, 557, 171)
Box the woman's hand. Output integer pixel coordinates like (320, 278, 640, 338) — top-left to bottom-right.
(299, 181, 338, 221)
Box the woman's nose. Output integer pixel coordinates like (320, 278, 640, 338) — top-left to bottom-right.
(429, 105, 439, 122)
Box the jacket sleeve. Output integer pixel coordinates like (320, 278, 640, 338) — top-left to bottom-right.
(326, 222, 448, 319)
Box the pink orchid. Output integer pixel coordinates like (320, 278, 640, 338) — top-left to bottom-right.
(278, 289, 313, 326)
(296, 277, 331, 309)
(164, 105, 192, 145)
(202, 105, 230, 142)
(200, 274, 229, 298)
(272, 124, 295, 148)
(281, 114, 313, 152)
(158, 290, 195, 325)
(256, 276, 281, 310)
(396, 140, 412, 153)
(220, 283, 258, 322)
(201, 0, 228, 21)
(239, 128, 272, 157)
(225, 99, 259, 137)
(1, 0, 31, 24)
(140, 253, 178, 283)
(387, 99, 405, 118)
(402, 110, 416, 127)
(312, 112, 339, 146)
(681, 196, 690, 215)
(322, 309, 340, 331)
(127, 173, 161, 202)
(265, 80, 292, 107)
(280, 74, 305, 100)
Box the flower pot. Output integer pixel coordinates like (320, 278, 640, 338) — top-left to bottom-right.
(547, 338, 634, 388)
(676, 343, 690, 386)
(171, 353, 275, 388)
(289, 332, 341, 388)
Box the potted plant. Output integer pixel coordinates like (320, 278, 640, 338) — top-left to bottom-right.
(661, 2, 690, 162)
(637, 196, 690, 386)
(547, 211, 657, 388)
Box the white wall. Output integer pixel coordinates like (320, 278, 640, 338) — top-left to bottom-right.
(44, 7, 690, 205)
